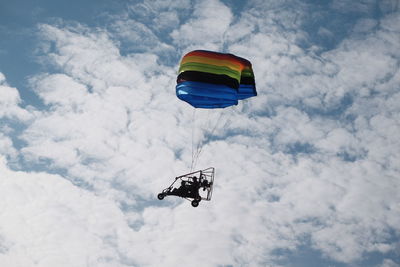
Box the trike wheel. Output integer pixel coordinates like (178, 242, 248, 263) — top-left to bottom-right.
(191, 200, 199, 207)
(157, 193, 165, 200)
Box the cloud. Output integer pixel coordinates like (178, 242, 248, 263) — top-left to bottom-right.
(104, 0, 191, 59)
(0, 72, 32, 121)
(1, 0, 400, 266)
(0, 132, 17, 160)
(330, 0, 377, 14)
(126, 0, 191, 32)
(0, 156, 137, 267)
(170, 0, 233, 50)
(21, 23, 187, 204)
(0, 72, 32, 162)
(380, 259, 400, 267)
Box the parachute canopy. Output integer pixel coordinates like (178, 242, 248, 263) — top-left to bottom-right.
(176, 50, 257, 108)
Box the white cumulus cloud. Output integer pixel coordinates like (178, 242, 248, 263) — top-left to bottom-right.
(0, 0, 399, 266)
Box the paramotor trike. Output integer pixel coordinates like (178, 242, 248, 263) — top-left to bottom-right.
(157, 167, 215, 207)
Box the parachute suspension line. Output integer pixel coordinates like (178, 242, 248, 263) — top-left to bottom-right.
(191, 109, 206, 171)
(190, 105, 237, 171)
(191, 111, 202, 171)
(190, 109, 197, 172)
(223, 104, 238, 130)
(195, 105, 237, 170)
(191, 108, 226, 171)
(205, 109, 225, 143)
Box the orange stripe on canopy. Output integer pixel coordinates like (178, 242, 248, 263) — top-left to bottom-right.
(183, 50, 249, 69)
(181, 56, 243, 72)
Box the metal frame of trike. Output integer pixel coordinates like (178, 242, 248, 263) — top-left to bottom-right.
(158, 167, 215, 206)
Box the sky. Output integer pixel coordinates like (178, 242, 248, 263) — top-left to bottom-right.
(0, 0, 400, 266)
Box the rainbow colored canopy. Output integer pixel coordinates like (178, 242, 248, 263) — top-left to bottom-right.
(176, 50, 257, 108)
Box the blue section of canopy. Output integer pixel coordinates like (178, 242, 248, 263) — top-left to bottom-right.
(237, 84, 257, 100)
(176, 81, 238, 108)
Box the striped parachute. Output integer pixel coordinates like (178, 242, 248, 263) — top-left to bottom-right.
(176, 50, 257, 108)
(175, 50, 257, 171)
